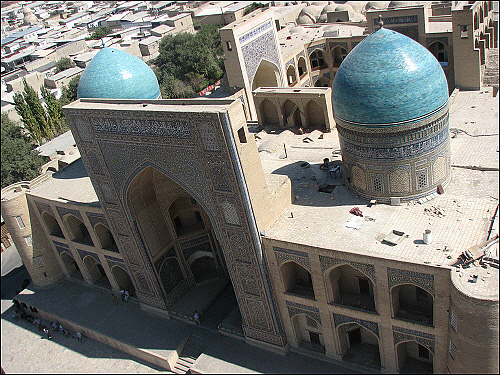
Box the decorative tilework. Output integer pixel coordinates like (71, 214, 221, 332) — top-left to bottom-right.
(53, 240, 69, 248)
(104, 254, 124, 264)
(319, 255, 376, 282)
(86, 212, 108, 230)
(34, 201, 53, 216)
(274, 247, 310, 271)
(375, 15, 418, 25)
(286, 300, 321, 323)
(390, 168, 410, 193)
(433, 155, 447, 183)
(387, 268, 434, 296)
(351, 165, 367, 191)
(239, 21, 272, 44)
(322, 72, 331, 79)
(247, 299, 271, 329)
(77, 249, 99, 263)
(296, 50, 305, 59)
(312, 75, 320, 84)
(241, 31, 280, 86)
(426, 37, 448, 47)
(197, 119, 221, 152)
(228, 231, 252, 264)
(393, 326, 435, 353)
(334, 313, 379, 337)
(387, 25, 419, 41)
(329, 42, 348, 51)
(243, 327, 285, 347)
(285, 58, 295, 69)
(237, 265, 261, 296)
(222, 201, 241, 226)
(91, 116, 192, 138)
(158, 256, 184, 294)
(307, 43, 326, 55)
(164, 278, 190, 308)
(56, 207, 82, 221)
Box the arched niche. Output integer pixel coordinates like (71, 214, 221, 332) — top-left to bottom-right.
(428, 41, 448, 64)
(291, 314, 325, 353)
(286, 64, 297, 85)
(305, 100, 325, 130)
(42, 211, 63, 238)
(309, 49, 326, 70)
(297, 56, 307, 77)
(337, 322, 381, 370)
(282, 99, 303, 128)
(252, 59, 280, 90)
(95, 223, 118, 252)
(83, 255, 111, 289)
(280, 261, 315, 299)
(396, 340, 433, 373)
(391, 284, 434, 325)
(111, 265, 135, 296)
(314, 77, 329, 87)
(168, 196, 205, 237)
(260, 98, 280, 125)
(64, 214, 93, 246)
(332, 45, 347, 66)
(188, 251, 218, 284)
(327, 264, 376, 312)
(60, 251, 82, 279)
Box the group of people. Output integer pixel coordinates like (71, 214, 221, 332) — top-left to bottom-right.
(12, 301, 83, 342)
(112, 289, 131, 305)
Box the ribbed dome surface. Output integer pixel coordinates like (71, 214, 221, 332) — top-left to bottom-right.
(77, 48, 161, 100)
(332, 28, 448, 125)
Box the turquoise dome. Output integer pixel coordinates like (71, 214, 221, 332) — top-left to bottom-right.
(332, 28, 448, 125)
(77, 48, 161, 100)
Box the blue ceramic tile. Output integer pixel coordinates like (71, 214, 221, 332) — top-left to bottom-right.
(77, 48, 161, 100)
(332, 28, 448, 125)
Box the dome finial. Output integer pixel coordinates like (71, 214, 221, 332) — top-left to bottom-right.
(378, 15, 384, 28)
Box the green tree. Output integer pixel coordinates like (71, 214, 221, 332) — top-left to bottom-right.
(243, 2, 267, 16)
(1, 113, 45, 188)
(54, 57, 75, 74)
(41, 86, 67, 135)
(87, 26, 113, 40)
(13, 91, 43, 144)
(60, 74, 81, 104)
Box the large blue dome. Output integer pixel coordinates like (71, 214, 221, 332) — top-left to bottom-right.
(77, 48, 161, 100)
(331, 28, 448, 125)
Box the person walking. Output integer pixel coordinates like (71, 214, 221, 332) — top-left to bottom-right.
(120, 290, 125, 302)
(112, 293, 119, 305)
(193, 311, 200, 325)
(76, 331, 82, 343)
(124, 290, 130, 302)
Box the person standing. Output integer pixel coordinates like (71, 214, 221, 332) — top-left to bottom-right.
(120, 290, 125, 302)
(76, 331, 82, 343)
(124, 290, 130, 302)
(193, 311, 200, 325)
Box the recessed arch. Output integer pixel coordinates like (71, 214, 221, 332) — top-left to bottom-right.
(332, 45, 347, 66)
(314, 77, 330, 87)
(94, 223, 118, 252)
(259, 98, 280, 125)
(396, 340, 434, 373)
(252, 59, 280, 90)
(111, 265, 135, 296)
(42, 211, 63, 238)
(309, 49, 326, 70)
(337, 322, 381, 370)
(297, 56, 307, 77)
(279, 260, 315, 298)
(64, 214, 93, 246)
(305, 100, 325, 130)
(282, 99, 303, 128)
(286, 64, 297, 85)
(168, 196, 205, 237)
(391, 283, 434, 325)
(291, 313, 325, 353)
(83, 255, 111, 289)
(60, 251, 82, 279)
(326, 264, 376, 312)
(428, 41, 448, 64)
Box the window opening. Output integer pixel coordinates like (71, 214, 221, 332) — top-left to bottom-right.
(237, 127, 247, 143)
(16, 216, 25, 229)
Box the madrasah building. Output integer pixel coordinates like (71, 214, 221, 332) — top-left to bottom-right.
(2, 1, 498, 374)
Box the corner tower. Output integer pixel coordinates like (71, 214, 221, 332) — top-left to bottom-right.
(332, 27, 451, 202)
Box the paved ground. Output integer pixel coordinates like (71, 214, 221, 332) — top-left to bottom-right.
(2, 279, 362, 374)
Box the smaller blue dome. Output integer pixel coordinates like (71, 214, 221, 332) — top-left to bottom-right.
(77, 48, 161, 100)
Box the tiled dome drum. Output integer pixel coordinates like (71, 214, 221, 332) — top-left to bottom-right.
(331, 28, 451, 202)
(77, 48, 161, 100)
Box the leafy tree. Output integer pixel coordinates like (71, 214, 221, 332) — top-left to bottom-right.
(60, 74, 81, 105)
(87, 26, 113, 40)
(41, 86, 67, 135)
(54, 57, 75, 74)
(154, 25, 225, 98)
(1, 113, 45, 188)
(243, 2, 267, 16)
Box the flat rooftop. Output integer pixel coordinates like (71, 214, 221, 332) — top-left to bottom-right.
(260, 88, 498, 297)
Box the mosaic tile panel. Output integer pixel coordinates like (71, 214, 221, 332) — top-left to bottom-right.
(56, 207, 83, 221)
(237, 265, 262, 296)
(274, 247, 310, 271)
(77, 249, 99, 263)
(34, 201, 53, 216)
(239, 20, 272, 44)
(320, 255, 376, 281)
(137, 293, 167, 310)
(241, 31, 280, 85)
(387, 268, 434, 296)
(393, 326, 435, 353)
(296, 50, 305, 59)
(286, 300, 321, 323)
(164, 278, 190, 308)
(243, 327, 285, 347)
(333, 313, 379, 337)
(228, 231, 252, 264)
(197, 118, 221, 152)
(247, 298, 271, 330)
(221, 200, 241, 226)
(53, 240, 69, 248)
(158, 257, 184, 295)
(329, 42, 348, 51)
(389, 168, 410, 193)
(307, 43, 326, 55)
(86, 152, 105, 176)
(86, 212, 109, 230)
